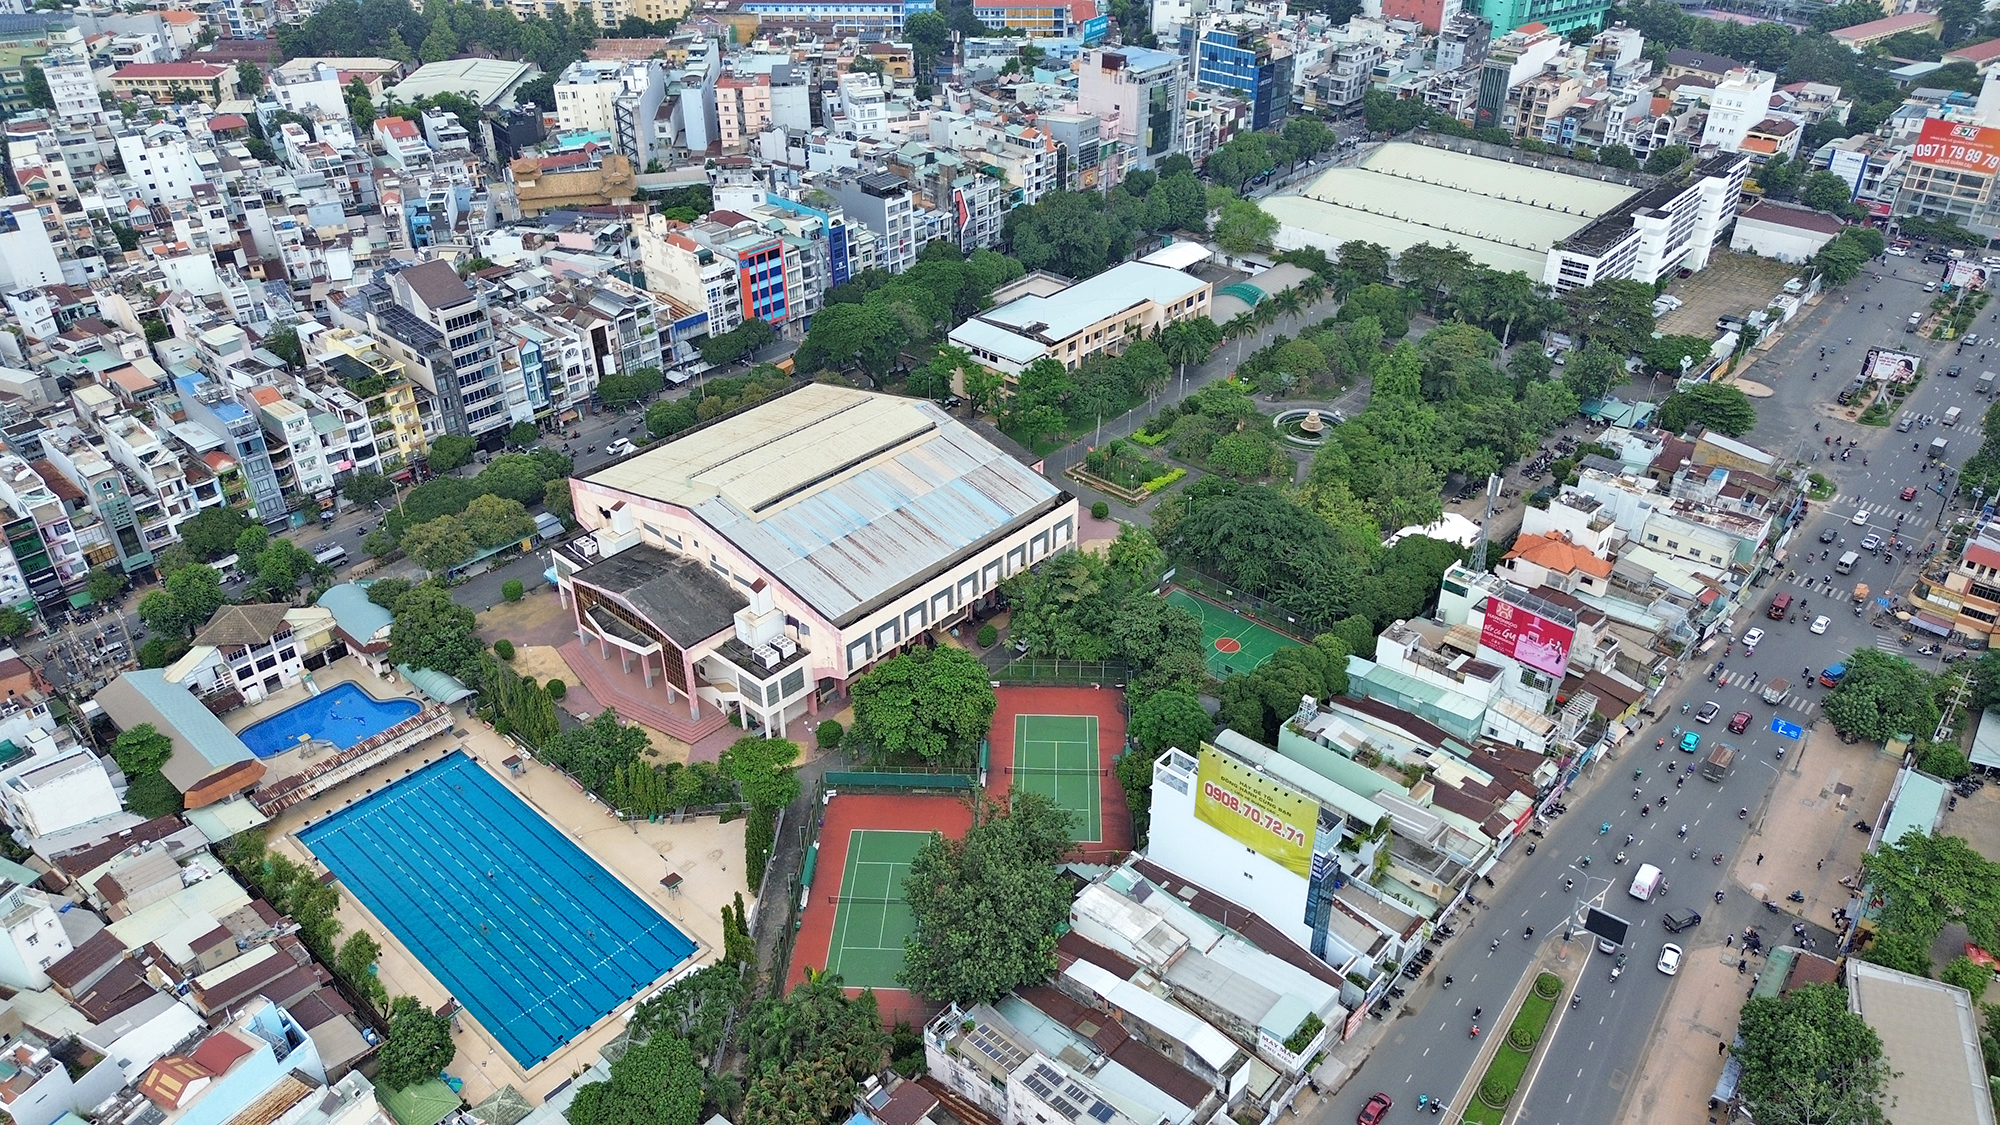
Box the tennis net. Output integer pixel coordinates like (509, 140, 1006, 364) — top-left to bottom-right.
(827, 895, 903, 905)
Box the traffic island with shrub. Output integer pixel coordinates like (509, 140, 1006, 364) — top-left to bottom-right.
(1462, 972, 1563, 1125)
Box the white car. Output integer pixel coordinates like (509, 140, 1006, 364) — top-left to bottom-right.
(605, 438, 635, 457)
(1852, 510, 1870, 526)
(1888, 246, 1909, 256)
(1811, 615, 1831, 634)
(1742, 628, 1765, 652)
(1658, 943, 1683, 976)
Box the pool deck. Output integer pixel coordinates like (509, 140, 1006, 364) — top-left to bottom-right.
(264, 657, 746, 1108)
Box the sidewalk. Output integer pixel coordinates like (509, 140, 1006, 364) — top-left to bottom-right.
(1610, 726, 1904, 1125)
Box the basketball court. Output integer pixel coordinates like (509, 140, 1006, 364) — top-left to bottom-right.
(1165, 586, 1301, 678)
(822, 829, 929, 989)
(1010, 713, 1102, 842)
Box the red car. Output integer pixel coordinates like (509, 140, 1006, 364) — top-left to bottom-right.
(1902, 486, 1919, 501)
(1358, 1092, 1394, 1125)
(1728, 710, 1752, 734)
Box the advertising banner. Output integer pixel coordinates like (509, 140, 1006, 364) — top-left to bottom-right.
(1479, 597, 1576, 678)
(1194, 744, 1318, 877)
(1912, 118, 2000, 175)
(1081, 14, 1109, 43)
(1863, 347, 1921, 384)
(1948, 260, 1989, 290)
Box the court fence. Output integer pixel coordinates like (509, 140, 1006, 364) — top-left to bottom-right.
(824, 769, 977, 793)
(1166, 570, 1317, 642)
(991, 658, 1129, 688)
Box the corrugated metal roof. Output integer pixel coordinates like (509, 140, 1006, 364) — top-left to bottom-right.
(588, 386, 1065, 623)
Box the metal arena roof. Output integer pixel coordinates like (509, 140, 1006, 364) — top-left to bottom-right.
(584, 385, 1068, 626)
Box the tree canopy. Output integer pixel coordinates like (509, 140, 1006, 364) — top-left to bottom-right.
(847, 646, 995, 767)
(378, 995, 455, 1090)
(1658, 383, 1758, 437)
(384, 580, 483, 683)
(565, 1029, 705, 1125)
(899, 792, 1076, 1005)
(1734, 983, 1890, 1125)
(739, 971, 889, 1125)
(1820, 649, 1939, 744)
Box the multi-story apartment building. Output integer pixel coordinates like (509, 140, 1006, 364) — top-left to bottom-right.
(1700, 67, 1777, 154)
(1075, 46, 1186, 170)
(638, 214, 748, 339)
(337, 260, 515, 444)
(0, 451, 84, 608)
(40, 49, 101, 124)
(1192, 25, 1291, 131)
(821, 171, 916, 276)
(716, 72, 776, 151)
(309, 327, 427, 477)
(177, 372, 289, 527)
(1543, 153, 1748, 292)
(116, 124, 209, 207)
(249, 388, 333, 508)
(108, 61, 237, 104)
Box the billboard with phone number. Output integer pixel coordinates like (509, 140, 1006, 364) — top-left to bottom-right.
(1194, 743, 1317, 877)
(1913, 118, 2000, 175)
(1480, 596, 1576, 679)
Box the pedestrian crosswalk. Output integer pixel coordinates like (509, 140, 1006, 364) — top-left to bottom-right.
(1817, 495, 1929, 524)
(1697, 668, 1820, 718)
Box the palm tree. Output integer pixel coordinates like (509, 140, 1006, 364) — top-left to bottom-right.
(1298, 273, 1328, 309)
(1270, 288, 1305, 334)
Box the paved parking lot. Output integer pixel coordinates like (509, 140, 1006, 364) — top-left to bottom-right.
(1659, 252, 1803, 338)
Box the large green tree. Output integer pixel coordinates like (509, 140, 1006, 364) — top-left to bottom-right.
(1820, 649, 1938, 744)
(1658, 383, 1758, 436)
(846, 646, 995, 766)
(378, 996, 454, 1090)
(137, 565, 228, 637)
(1734, 983, 1890, 1125)
(1005, 190, 1117, 278)
(178, 506, 254, 560)
(385, 580, 483, 681)
(566, 1030, 704, 1125)
(738, 971, 888, 1125)
(720, 736, 801, 883)
(899, 792, 1075, 1005)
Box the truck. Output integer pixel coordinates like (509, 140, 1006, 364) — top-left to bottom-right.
(1701, 742, 1736, 781)
(1853, 582, 1870, 605)
(1946, 406, 1963, 427)
(1629, 863, 1664, 901)
(1761, 678, 1790, 705)
(1982, 371, 1997, 395)
(1932, 436, 1950, 460)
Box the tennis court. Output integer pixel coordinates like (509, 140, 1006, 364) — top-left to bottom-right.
(1012, 713, 1102, 841)
(823, 829, 929, 990)
(1165, 586, 1301, 677)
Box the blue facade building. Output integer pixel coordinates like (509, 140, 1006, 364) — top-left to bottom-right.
(1192, 26, 1293, 131)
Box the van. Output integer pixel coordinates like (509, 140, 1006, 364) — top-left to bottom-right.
(1837, 378, 1869, 405)
(312, 543, 349, 567)
(1629, 864, 1664, 901)
(1945, 406, 1963, 426)
(1910, 312, 1925, 328)
(1767, 592, 1792, 620)
(1836, 551, 1859, 574)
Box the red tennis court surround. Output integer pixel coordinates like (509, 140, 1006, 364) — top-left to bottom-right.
(1213, 637, 1243, 654)
(787, 792, 972, 1029)
(985, 686, 1132, 861)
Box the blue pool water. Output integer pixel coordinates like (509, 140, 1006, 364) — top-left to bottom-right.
(238, 682, 422, 758)
(298, 753, 696, 1067)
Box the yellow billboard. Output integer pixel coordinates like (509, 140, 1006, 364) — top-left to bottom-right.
(1194, 744, 1318, 877)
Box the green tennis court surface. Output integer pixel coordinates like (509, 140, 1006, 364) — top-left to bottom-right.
(825, 829, 928, 988)
(1165, 587, 1300, 677)
(1012, 713, 1101, 841)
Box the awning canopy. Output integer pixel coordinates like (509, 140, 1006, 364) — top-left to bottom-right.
(1914, 612, 1954, 637)
(67, 591, 93, 608)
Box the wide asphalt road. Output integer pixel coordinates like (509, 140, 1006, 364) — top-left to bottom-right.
(1319, 251, 1991, 1125)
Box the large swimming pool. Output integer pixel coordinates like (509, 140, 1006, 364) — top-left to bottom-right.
(238, 682, 422, 759)
(298, 752, 697, 1067)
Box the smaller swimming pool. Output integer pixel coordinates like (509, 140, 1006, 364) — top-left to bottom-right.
(238, 682, 423, 759)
